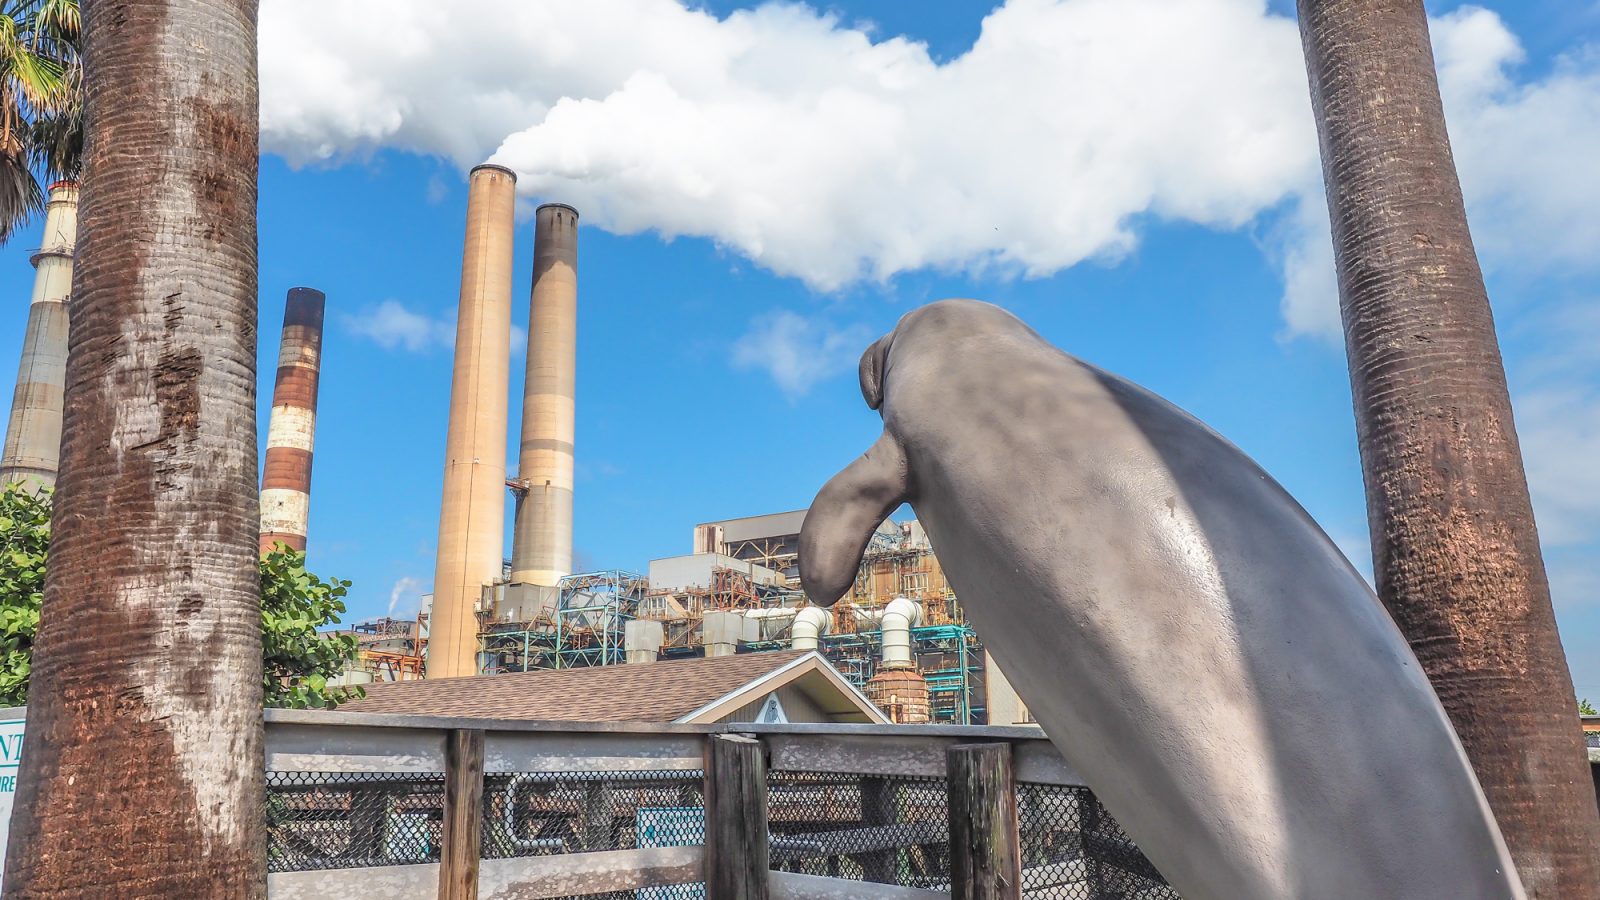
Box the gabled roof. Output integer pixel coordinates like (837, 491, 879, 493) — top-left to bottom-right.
(338, 650, 887, 724)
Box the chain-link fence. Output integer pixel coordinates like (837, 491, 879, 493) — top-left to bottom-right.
(481, 770, 705, 858)
(769, 770, 950, 889)
(481, 769, 708, 899)
(266, 770, 446, 873)
(268, 769, 708, 897)
(267, 766, 1175, 899)
(1018, 782, 1179, 899)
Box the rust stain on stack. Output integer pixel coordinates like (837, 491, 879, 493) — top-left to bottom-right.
(259, 287, 325, 555)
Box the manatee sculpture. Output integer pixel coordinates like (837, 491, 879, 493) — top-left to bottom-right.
(799, 300, 1522, 899)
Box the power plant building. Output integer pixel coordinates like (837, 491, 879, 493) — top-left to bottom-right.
(333, 174, 1026, 722)
(374, 498, 1028, 727)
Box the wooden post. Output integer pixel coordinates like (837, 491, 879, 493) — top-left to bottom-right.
(439, 729, 486, 900)
(705, 734, 770, 900)
(948, 743, 1022, 900)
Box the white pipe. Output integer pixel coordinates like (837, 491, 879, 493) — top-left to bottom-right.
(742, 608, 800, 620)
(791, 606, 832, 651)
(880, 596, 922, 667)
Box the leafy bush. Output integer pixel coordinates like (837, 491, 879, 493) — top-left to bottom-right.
(0, 485, 49, 707)
(260, 544, 364, 708)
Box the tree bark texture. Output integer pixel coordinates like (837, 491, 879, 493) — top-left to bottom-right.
(2, 0, 265, 896)
(1297, 1, 1600, 895)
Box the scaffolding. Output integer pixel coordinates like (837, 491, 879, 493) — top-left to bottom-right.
(478, 570, 649, 673)
(456, 516, 993, 727)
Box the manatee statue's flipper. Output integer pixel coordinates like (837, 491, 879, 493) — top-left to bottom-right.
(800, 430, 909, 606)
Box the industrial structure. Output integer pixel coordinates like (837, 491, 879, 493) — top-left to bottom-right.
(426, 167, 587, 680)
(1, 182, 77, 489)
(259, 287, 326, 554)
(355, 502, 1026, 727)
(301, 157, 1024, 727)
(428, 163, 518, 679)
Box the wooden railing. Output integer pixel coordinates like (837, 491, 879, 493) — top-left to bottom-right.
(262, 709, 1176, 899)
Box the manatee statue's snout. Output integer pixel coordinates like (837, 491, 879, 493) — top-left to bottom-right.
(799, 333, 906, 607)
(798, 299, 1523, 900)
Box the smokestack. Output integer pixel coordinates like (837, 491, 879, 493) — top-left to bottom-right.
(259, 288, 326, 555)
(509, 203, 578, 586)
(1, 182, 78, 489)
(428, 163, 517, 679)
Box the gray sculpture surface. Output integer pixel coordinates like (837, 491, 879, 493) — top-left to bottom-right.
(800, 300, 1523, 899)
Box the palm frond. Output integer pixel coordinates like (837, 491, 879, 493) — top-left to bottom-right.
(0, 144, 44, 243)
(30, 0, 78, 43)
(5, 45, 64, 109)
(27, 95, 77, 181)
(0, 0, 76, 244)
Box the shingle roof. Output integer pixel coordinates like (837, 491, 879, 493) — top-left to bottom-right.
(339, 650, 813, 722)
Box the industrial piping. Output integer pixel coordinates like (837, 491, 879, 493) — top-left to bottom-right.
(879, 596, 922, 667)
(1, 182, 77, 489)
(259, 287, 326, 554)
(790, 606, 832, 651)
(428, 164, 518, 679)
(509, 202, 579, 587)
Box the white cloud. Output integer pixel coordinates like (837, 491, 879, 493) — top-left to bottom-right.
(1510, 300, 1600, 550)
(1516, 386, 1600, 547)
(1280, 8, 1600, 339)
(343, 299, 529, 355)
(388, 576, 424, 616)
(733, 310, 872, 398)
(261, 2, 1600, 324)
(1437, 18, 1600, 275)
(343, 299, 454, 352)
(262, 0, 1316, 291)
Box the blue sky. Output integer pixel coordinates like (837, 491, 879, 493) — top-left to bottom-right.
(2, 0, 1596, 698)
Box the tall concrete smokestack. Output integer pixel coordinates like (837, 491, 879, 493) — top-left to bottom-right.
(428, 164, 517, 679)
(509, 203, 578, 587)
(260, 287, 325, 555)
(1, 182, 78, 489)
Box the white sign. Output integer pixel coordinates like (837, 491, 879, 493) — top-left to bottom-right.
(0, 715, 23, 890)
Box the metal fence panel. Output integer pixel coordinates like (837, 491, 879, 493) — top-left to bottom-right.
(768, 770, 951, 890)
(266, 771, 445, 873)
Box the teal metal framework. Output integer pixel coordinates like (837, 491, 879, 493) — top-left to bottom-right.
(818, 624, 986, 725)
(478, 570, 648, 673)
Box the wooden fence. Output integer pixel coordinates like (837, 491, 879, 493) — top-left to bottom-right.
(262, 709, 1176, 900)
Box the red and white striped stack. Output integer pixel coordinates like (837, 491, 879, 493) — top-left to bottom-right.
(259, 287, 325, 555)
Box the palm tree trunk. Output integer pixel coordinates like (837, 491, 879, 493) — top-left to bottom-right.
(2, 0, 264, 895)
(1297, 1, 1600, 895)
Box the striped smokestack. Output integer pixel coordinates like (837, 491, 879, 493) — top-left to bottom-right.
(1, 182, 78, 489)
(510, 203, 578, 587)
(259, 287, 326, 555)
(428, 164, 517, 679)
